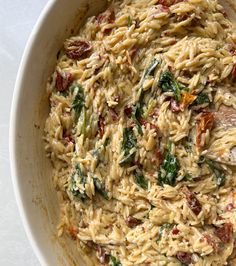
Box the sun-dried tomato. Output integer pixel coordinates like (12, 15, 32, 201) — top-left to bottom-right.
(176, 251, 192, 265)
(124, 106, 133, 118)
(227, 43, 236, 55)
(96, 245, 110, 264)
(68, 226, 78, 240)
(107, 10, 115, 24)
(196, 111, 214, 147)
(170, 99, 181, 113)
(95, 9, 115, 34)
(65, 40, 92, 60)
(203, 234, 219, 252)
(139, 118, 158, 131)
(184, 189, 202, 215)
(180, 92, 197, 110)
(98, 115, 105, 137)
(226, 203, 234, 211)
(172, 228, 179, 235)
(55, 71, 73, 91)
(155, 148, 163, 164)
(95, 14, 105, 24)
(109, 108, 119, 122)
(125, 216, 142, 228)
(215, 223, 233, 244)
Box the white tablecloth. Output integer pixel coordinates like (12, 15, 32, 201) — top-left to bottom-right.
(0, 1, 49, 265)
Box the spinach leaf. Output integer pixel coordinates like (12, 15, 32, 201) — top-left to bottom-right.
(158, 71, 185, 102)
(110, 256, 122, 266)
(192, 92, 210, 106)
(183, 137, 192, 153)
(59, 90, 69, 97)
(158, 145, 180, 186)
(134, 169, 148, 190)
(132, 59, 160, 134)
(93, 178, 109, 200)
(119, 128, 137, 166)
(71, 84, 85, 121)
(144, 58, 159, 78)
(75, 164, 87, 185)
(158, 223, 173, 241)
(132, 102, 143, 135)
(70, 164, 87, 201)
(205, 159, 226, 186)
(183, 173, 193, 181)
(91, 149, 102, 168)
(104, 137, 111, 147)
(127, 16, 132, 27)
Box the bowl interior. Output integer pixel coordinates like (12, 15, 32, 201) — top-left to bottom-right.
(11, 0, 107, 265)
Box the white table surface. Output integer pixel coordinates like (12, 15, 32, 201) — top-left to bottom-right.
(0, 1, 49, 265)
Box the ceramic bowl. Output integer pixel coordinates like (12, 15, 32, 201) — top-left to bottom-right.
(10, 0, 107, 265)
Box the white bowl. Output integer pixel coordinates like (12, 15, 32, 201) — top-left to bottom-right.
(9, 0, 107, 265)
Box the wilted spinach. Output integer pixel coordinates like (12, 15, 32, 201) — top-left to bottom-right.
(93, 177, 109, 200)
(158, 144, 180, 186)
(183, 173, 193, 181)
(132, 102, 143, 135)
(71, 84, 85, 121)
(134, 169, 148, 190)
(110, 256, 122, 266)
(127, 16, 132, 27)
(70, 164, 87, 201)
(205, 159, 226, 186)
(144, 58, 159, 78)
(104, 137, 111, 147)
(192, 92, 210, 106)
(132, 59, 160, 134)
(198, 157, 226, 186)
(157, 223, 173, 241)
(119, 128, 137, 166)
(158, 71, 186, 102)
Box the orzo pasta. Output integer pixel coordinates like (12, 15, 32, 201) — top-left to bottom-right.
(44, 0, 236, 265)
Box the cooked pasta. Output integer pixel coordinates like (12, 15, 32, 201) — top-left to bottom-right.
(44, 0, 236, 265)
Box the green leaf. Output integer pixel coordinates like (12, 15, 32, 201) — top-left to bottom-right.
(132, 102, 143, 135)
(157, 223, 173, 241)
(70, 164, 87, 201)
(59, 90, 69, 97)
(205, 159, 226, 186)
(104, 137, 111, 147)
(134, 169, 148, 190)
(127, 16, 132, 27)
(158, 71, 184, 102)
(110, 256, 122, 266)
(183, 138, 192, 153)
(119, 128, 137, 166)
(183, 173, 193, 181)
(75, 164, 86, 185)
(192, 92, 210, 106)
(132, 59, 160, 135)
(144, 58, 159, 78)
(158, 147, 180, 186)
(71, 84, 85, 121)
(93, 178, 109, 200)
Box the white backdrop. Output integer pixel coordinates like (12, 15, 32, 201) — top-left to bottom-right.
(0, 1, 49, 265)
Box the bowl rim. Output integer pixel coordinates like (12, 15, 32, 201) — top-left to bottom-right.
(9, 1, 56, 265)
